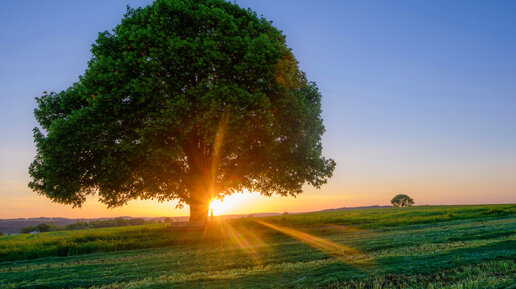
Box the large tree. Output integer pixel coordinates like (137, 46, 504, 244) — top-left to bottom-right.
(29, 0, 335, 222)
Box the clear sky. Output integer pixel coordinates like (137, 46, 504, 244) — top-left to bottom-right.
(1, 0, 515, 218)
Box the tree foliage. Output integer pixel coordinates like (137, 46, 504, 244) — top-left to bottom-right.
(20, 224, 57, 233)
(36, 223, 57, 232)
(391, 194, 414, 207)
(29, 0, 335, 221)
(20, 226, 37, 234)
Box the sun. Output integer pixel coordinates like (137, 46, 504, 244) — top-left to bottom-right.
(209, 196, 241, 216)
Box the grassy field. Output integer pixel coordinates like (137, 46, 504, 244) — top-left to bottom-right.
(1, 204, 515, 288)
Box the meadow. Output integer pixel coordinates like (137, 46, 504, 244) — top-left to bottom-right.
(0, 204, 515, 288)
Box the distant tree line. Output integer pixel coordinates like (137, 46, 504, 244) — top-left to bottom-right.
(19, 217, 173, 234)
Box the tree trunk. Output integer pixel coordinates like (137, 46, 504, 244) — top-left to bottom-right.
(189, 199, 210, 223)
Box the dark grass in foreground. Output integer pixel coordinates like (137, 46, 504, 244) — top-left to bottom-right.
(0, 204, 515, 288)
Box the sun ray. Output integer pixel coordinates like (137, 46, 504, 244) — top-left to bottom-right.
(209, 111, 229, 200)
(255, 220, 368, 263)
(198, 219, 268, 266)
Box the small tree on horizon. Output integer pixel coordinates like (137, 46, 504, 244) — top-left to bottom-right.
(391, 194, 414, 207)
(29, 0, 335, 223)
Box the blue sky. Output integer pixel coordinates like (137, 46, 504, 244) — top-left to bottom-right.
(0, 0, 515, 218)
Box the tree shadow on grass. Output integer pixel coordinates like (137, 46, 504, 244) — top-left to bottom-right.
(167, 239, 515, 289)
(376, 239, 516, 275)
(153, 260, 368, 289)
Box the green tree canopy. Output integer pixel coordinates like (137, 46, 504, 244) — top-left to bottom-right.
(29, 0, 335, 222)
(20, 226, 36, 234)
(36, 223, 57, 233)
(391, 194, 414, 207)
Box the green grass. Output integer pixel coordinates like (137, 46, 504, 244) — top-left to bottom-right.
(0, 204, 515, 288)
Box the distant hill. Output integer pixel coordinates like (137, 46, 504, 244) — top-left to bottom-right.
(212, 213, 280, 219)
(0, 213, 280, 234)
(318, 205, 392, 212)
(0, 218, 89, 234)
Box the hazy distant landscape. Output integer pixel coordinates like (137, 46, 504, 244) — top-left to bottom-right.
(0, 213, 282, 234)
(0, 207, 393, 234)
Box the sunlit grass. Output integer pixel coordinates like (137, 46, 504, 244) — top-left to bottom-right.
(255, 220, 366, 262)
(1, 204, 515, 288)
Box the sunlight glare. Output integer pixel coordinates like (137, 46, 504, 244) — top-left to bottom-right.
(209, 196, 242, 216)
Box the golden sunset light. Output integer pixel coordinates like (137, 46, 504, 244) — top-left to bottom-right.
(210, 193, 249, 216)
(1, 0, 515, 288)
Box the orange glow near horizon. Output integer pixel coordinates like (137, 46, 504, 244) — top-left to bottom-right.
(210, 194, 250, 216)
(2, 176, 516, 219)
